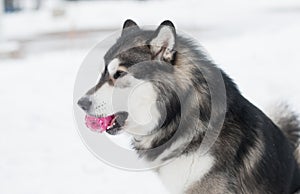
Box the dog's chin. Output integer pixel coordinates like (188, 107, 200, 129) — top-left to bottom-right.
(105, 111, 128, 135)
(106, 126, 122, 135)
(106, 123, 123, 135)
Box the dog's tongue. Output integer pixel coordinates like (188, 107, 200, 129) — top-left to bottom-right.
(85, 115, 114, 133)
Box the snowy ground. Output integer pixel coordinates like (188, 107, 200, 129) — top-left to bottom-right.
(0, 0, 300, 194)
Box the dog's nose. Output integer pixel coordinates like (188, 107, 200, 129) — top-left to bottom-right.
(77, 96, 92, 111)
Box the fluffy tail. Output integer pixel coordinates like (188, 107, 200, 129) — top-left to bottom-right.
(269, 104, 300, 165)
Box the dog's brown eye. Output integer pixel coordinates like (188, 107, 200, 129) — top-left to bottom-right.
(113, 70, 127, 79)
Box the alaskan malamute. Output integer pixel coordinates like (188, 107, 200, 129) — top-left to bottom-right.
(78, 20, 300, 194)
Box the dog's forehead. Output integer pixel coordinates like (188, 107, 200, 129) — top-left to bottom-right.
(104, 30, 152, 64)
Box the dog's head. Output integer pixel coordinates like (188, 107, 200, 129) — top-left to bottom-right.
(78, 20, 196, 136)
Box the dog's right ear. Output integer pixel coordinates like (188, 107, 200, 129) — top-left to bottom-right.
(121, 19, 139, 36)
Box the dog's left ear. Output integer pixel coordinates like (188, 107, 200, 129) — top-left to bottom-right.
(121, 19, 140, 36)
(148, 20, 176, 64)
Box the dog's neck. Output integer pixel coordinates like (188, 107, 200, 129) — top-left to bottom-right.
(131, 116, 206, 164)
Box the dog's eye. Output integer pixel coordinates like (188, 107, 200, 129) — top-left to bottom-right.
(113, 70, 127, 79)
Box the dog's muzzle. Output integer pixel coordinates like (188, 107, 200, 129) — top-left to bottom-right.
(77, 96, 92, 111)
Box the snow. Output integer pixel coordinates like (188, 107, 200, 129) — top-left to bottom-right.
(0, 0, 300, 194)
(0, 41, 20, 54)
(3, 0, 300, 40)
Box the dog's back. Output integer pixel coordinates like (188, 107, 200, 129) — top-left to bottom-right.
(186, 98, 300, 194)
(271, 105, 300, 165)
(271, 105, 300, 193)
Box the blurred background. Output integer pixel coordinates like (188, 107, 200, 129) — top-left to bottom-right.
(0, 0, 300, 193)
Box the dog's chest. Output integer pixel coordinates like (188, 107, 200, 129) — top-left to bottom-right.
(157, 153, 214, 194)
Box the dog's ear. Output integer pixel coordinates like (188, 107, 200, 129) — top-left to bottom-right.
(121, 19, 139, 36)
(148, 20, 176, 64)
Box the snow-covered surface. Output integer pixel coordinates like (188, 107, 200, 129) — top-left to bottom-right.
(0, 41, 20, 53)
(0, 0, 300, 193)
(2, 0, 300, 40)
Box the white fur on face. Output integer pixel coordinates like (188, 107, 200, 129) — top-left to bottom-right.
(88, 74, 160, 135)
(107, 58, 120, 76)
(125, 80, 161, 135)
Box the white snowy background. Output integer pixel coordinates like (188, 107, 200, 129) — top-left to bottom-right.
(0, 0, 300, 193)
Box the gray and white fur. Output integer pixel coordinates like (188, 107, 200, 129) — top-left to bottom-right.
(78, 20, 300, 194)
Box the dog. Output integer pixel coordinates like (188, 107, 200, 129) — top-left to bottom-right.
(77, 19, 300, 194)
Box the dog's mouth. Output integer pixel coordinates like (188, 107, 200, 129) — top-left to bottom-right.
(85, 112, 128, 135)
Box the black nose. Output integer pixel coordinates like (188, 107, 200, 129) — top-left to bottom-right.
(77, 96, 92, 111)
